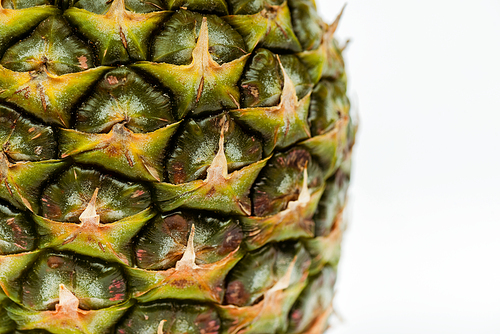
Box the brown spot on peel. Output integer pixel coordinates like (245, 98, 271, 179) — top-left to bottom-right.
(107, 76, 119, 85)
(77, 56, 88, 70)
(196, 76, 204, 103)
(225, 280, 249, 306)
(119, 26, 128, 49)
(47, 255, 64, 269)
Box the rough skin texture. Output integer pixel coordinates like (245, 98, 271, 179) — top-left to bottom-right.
(0, 0, 355, 333)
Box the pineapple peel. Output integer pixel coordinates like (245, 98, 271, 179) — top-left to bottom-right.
(133, 13, 249, 118)
(0, 1, 353, 332)
(126, 242, 242, 304)
(230, 56, 312, 155)
(0, 66, 109, 127)
(64, 0, 168, 65)
(60, 121, 180, 182)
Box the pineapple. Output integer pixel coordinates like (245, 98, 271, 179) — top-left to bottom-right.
(0, 0, 355, 333)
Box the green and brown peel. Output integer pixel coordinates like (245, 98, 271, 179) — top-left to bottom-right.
(0, 0, 355, 333)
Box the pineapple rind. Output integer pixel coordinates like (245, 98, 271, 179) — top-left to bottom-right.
(0, 251, 40, 303)
(75, 67, 176, 133)
(21, 252, 129, 310)
(224, 1, 302, 52)
(166, 113, 263, 184)
(0, 16, 95, 75)
(0, 301, 15, 333)
(0, 6, 60, 55)
(152, 10, 246, 65)
(166, 0, 229, 14)
(116, 300, 221, 334)
(154, 157, 270, 216)
(134, 211, 243, 270)
(32, 208, 155, 265)
(0, 65, 110, 127)
(40, 166, 152, 223)
(59, 121, 181, 182)
(0, 204, 37, 255)
(287, 265, 337, 333)
(63, 4, 170, 66)
(0, 0, 354, 332)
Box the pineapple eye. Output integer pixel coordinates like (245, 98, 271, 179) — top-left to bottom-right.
(166, 113, 262, 184)
(152, 10, 247, 66)
(40, 167, 151, 223)
(75, 67, 175, 134)
(21, 252, 128, 311)
(134, 211, 242, 270)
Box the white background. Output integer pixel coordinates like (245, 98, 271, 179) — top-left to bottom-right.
(315, 1, 500, 333)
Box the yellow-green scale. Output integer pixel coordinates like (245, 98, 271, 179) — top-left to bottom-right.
(0, 0, 354, 333)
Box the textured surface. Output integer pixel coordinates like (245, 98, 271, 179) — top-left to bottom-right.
(0, 0, 354, 333)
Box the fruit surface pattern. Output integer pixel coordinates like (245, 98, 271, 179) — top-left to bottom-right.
(0, 0, 355, 333)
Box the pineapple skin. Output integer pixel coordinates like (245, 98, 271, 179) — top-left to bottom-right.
(0, 0, 355, 333)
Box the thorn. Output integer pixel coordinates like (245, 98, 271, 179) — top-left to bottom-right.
(58, 113, 68, 128)
(18, 193, 33, 212)
(198, 17, 210, 54)
(275, 56, 299, 119)
(79, 188, 99, 223)
(237, 199, 251, 216)
(125, 151, 134, 167)
(228, 92, 240, 108)
(341, 39, 351, 52)
(106, 0, 126, 18)
(98, 241, 105, 252)
(4, 180, 12, 196)
(13, 242, 27, 250)
(175, 224, 198, 270)
(328, 4, 347, 37)
(277, 56, 297, 101)
(297, 167, 311, 204)
(205, 118, 229, 183)
(191, 17, 220, 71)
(56, 284, 80, 313)
(269, 256, 297, 293)
(140, 156, 161, 182)
(14, 86, 30, 99)
(146, 1, 164, 10)
(158, 319, 167, 334)
(275, 20, 288, 38)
